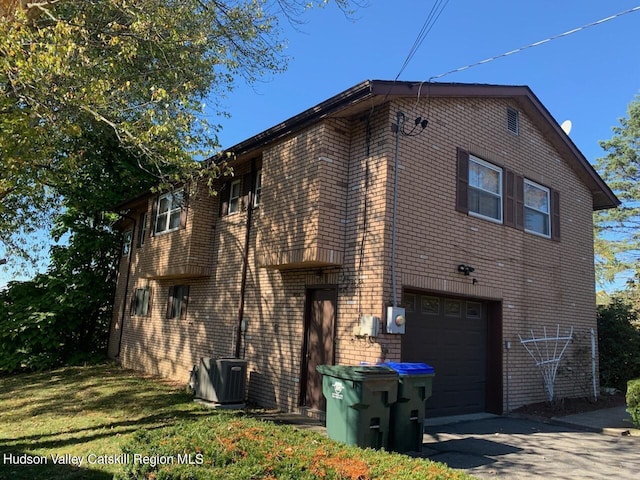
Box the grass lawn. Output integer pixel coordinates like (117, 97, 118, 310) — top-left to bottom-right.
(0, 362, 472, 480)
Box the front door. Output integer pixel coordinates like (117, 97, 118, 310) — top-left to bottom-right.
(301, 287, 336, 411)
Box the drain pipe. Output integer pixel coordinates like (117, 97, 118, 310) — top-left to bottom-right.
(591, 328, 598, 401)
(114, 213, 136, 358)
(391, 111, 404, 307)
(235, 159, 256, 359)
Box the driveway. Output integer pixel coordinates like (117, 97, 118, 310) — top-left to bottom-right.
(421, 415, 639, 479)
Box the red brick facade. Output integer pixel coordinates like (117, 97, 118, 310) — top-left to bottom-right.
(108, 81, 618, 413)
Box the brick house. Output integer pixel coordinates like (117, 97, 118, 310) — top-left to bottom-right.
(108, 80, 619, 417)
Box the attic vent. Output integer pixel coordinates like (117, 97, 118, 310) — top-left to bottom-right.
(507, 107, 519, 135)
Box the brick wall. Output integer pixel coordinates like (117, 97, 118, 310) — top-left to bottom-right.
(109, 93, 601, 413)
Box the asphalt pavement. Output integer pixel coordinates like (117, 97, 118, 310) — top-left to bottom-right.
(260, 405, 640, 479)
(420, 407, 639, 479)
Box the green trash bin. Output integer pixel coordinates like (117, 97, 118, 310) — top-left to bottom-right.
(316, 365, 398, 449)
(386, 362, 435, 453)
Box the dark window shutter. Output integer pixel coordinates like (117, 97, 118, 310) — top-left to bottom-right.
(146, 287, 152, 316)
(551, 189, 561, 241)
(504, 169, 516, 228)
(241, 174, 253, 211)
(456, 148, 469, 213)
(166, 286, 175, 319)
(150, 197, 159, 237)
(515, 175, 525, 230)
(130, 290, 137, 316)
(180, 286, 190, 320)
(180, 188, 189, 229)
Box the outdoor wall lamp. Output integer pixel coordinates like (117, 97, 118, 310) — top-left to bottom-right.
(458, 264, 475, 275)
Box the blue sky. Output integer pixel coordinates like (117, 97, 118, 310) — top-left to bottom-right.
(1, 1, 639, 290)
(215, 0, 639, 169)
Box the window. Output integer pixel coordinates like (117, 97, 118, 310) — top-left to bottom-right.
(154, 189, 184, 234)
(524, 179, 550, 237)
(131, 287, 151, 316)
(254, 170, 262, 207)
(468, 155, 503, 223)
(137, 212, 148, 247)
(456, 148, 559, 240)
(228, 180, 241, 215)
(166, 285, 189, 320)
(507, 107, 519, 135)
(122, 230, 132, 257)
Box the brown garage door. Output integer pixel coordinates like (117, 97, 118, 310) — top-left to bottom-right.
(401, 293, 488, 417)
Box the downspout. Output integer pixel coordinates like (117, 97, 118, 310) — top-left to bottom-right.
(235, 159, 256, 358)
(391, 111, 404, 307)
(115, 213, 136, 358)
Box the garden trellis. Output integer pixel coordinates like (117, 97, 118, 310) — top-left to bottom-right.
(519, 325, 573, 402)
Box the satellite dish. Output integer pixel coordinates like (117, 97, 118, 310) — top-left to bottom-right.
(561, 120, 572, 135)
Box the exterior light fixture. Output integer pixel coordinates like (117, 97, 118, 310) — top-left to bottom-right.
(457, 264, 474, 275)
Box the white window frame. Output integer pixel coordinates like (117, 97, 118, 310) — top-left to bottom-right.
(122, 230, 133, 257)
(228, 179, 241, 215)
(524, 179, 551, 238)
(154, 189, 184, 235)
(138, 212, 148, 247)
(254, 170, 262, 207)
(468, 155, 503, 224)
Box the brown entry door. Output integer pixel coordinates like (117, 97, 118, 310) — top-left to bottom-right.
(302, 287, 336, 411)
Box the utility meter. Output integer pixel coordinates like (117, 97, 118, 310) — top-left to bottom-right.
(386, 306, 406, 334)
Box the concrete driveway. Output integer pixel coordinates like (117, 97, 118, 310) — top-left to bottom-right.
(421, 415, 639, 479)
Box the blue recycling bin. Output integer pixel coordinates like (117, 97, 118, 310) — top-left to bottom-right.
(386, 362, 435, 453)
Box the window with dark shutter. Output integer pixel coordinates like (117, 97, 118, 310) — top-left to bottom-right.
(131, 287, 151, 316)
(166, 285, 190, 319)
(523, 179, 551, 238)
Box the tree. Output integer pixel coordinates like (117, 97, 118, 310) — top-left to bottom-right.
(0, 0, 356, 263)
(597, 299, 640, 391)
(594, 95, 640, 287)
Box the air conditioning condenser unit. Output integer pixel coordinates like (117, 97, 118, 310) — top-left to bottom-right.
(196, 358, 247, 406)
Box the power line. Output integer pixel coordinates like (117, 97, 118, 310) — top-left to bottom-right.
(394, 0, 450, 81)
(429, 5, 640, 81)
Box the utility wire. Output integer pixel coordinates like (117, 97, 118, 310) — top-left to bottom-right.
(429, 5, 640, 81)
(394, 0, 450, 81)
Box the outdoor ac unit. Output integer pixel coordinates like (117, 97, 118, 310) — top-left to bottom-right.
(196, 358, 247, 405)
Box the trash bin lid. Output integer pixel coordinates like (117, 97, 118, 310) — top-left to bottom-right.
(384, 362, 434, 375)
(316, 364, 397, 381)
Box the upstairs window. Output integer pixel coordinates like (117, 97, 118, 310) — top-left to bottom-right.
(254, 170, 262, 207)
(137, 212, 148, 247)
(524, 180, 551, 237)
(154, 189, 185, 234)
(228, 180, 241, 215)
(468, 155, 503, 223)
(122, 230, 133, 257)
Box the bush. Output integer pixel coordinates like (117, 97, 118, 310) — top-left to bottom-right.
(628, 379, 640, 428)
(115, 413, 472, 480)
(597, 299, 640, 391)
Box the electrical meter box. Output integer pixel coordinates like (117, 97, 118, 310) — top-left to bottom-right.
(358, 314, 380, 337)
(386, 306, 406, 334)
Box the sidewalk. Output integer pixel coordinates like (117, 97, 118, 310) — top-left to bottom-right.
(552, 405, 639, 436)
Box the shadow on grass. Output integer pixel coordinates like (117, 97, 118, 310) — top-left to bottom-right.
(0, 449, 113, 480)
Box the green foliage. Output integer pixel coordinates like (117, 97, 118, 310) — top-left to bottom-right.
(627, 378, 640, 428)
(0, 228, 118, 372)
(116, 414, 471, 480)
(594, 95, 640, 286)
(597, 299, 640, 391)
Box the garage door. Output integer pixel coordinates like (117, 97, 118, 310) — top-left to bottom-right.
(401, 293, 487, 417)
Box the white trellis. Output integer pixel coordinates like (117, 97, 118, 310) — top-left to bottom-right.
(519, 325, 573, 402)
